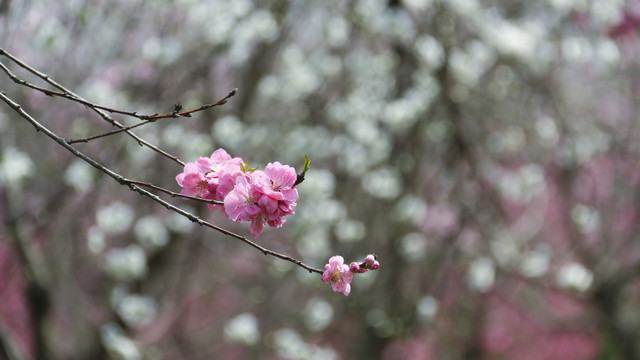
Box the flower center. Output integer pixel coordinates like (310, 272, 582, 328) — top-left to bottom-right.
(270, 179, 280, 191)
(330, 269, 342, 283)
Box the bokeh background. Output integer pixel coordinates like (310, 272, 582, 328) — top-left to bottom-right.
(2, 0, 640, 359)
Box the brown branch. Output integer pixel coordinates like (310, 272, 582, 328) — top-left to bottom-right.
(66, 89, 237, 144)
(0, 49, 237, 123)
(0, 48, 184, 166)
(125, 179, 224, 205)
(0, 91, 323, 274)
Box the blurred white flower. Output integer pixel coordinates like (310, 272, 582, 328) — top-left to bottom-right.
(416, 295, 439, 322)
(97, 202, 134, 234)
(101, 323, 141, 360)
(571, 204, 600, 233)
(274, 328, 338, 360)
(325, 16, 350, 47)
(103, 245, 147, 281)
(87, 226, 106, 254)
(64, 159, 95, 192)
(536, 116, 560, 146)
(142, 36, 183, 66)
(211, 115, 245, 150)
(362, 167, 403, 199)
(481, 17, 540, 59)
(557, 262, 593, 292)
(116, 294, 157, 328)
(402, 0, 434, 11)
(397, 232, 428, 262)
(520, 246, 551, 278)
(334, 219, 366, 243)
(166, 207, 195, 234)
(224, 313, 260, 346)
(488, 126, 526, 154)
(249, 10, 279, 42)
(298, 169, 335, 200)
(468, 257, 495, 292)
(495, 164, 546, 203)
(296, 227, 330, 260)
(393, 195, 428, 224)
(304, 298, 334, 332)
(446, 0, 479, 16)
(0, 147, 34, 186)
(562, 36, 593, 63)
(414, 35, 445, 70)
(134, 216, 169, 249)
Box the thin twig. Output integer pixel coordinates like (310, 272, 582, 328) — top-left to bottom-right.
(0, 91, 322, 274)
(0, 48, 184, 166)
(67, 89, 237, 144)
(0, 50, 237, 122)
(125, 179, 224, 205)
(67, 119, 152, 143)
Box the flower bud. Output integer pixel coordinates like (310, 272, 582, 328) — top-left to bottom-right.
(350, 262, 368, 273)
(365, 254, 376, 266)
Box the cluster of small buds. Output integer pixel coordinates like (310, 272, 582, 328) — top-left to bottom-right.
(322, 254, 380, 296)
(349, 254, 381, 273)
(176, 148, 304, 237)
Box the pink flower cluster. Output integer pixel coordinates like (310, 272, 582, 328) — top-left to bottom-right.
(322, 254, 380, 296)
(176, 148, 299, 237)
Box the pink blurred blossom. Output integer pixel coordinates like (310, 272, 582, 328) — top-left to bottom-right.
(419, 204, 460, 237)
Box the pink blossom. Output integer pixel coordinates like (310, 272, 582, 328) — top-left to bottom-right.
(248, 167, 298, 230)
(223, 175, 271, 237)
(178, 149, 300, 237)
(224, 176, 262, 222)
(214, 166, 244, 200)
(322, 256, 353, 296)
(175, 162, 209, 197)
(257, 163, 299, 224)
(264, 162, 298, 198)
(201, 149, 243, 196)
(249, 217, 266, 237)
(175, 148, 243, 201)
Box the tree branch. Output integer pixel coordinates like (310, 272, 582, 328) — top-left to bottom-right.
(0, 91, 322, 274)
(0, 48, 184, 166)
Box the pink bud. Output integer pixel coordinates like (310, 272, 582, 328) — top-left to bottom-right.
(365, 254, 376, 266)
(349, 262, 360, 272)
(350, 262, 368, 273)
(364, 254, 379, 270)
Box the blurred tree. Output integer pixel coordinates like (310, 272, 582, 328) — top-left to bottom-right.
(2, 0, 640, 359)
